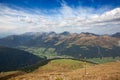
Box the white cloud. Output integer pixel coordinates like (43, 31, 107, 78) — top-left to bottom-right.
(0, 3, 120, 36)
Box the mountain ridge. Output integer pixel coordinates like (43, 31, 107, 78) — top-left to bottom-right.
(0, 32, 119, 58)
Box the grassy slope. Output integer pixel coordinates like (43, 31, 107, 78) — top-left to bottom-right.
(9, 59, 93, 80)
(66, 61, 120, 80)
(34, 59, 93, 73)
(10, 61, 120, 80)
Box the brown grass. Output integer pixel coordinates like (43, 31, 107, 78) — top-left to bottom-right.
(9, 61, 120, 80)
(0, 71, 25, 80)
(66, 61, 120, 80)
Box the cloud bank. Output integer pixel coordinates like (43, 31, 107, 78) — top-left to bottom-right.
(0, 3, 120, 36)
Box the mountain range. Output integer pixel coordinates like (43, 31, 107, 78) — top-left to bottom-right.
(0, 32, 120, 58)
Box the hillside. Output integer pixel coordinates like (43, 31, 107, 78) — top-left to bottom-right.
(6, 59, 93, 80)
(0, 32, 120, 58)
(34, 59, 93, 73)
(6, 59, 120, 80)
(66, 61, 120, 80)
(0, 71, 25, 80)
(0, 46, 44, 72)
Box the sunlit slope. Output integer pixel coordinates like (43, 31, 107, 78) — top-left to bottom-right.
(10, 61, 120, 80)
(9, 59, 93, 80)
(66, 61, 120, 80)
(34, 59, 93, 73)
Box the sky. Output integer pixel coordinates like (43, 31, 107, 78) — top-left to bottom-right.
(0, 0, 120, 37)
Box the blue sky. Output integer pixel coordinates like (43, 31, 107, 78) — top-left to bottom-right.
(0, 0, 120, 36)
(0, 0, 120, 9)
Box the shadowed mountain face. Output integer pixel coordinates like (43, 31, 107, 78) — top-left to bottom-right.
(0, 32, 119, 58)
(112, 32, 120, 38)
(0, 46, 44, 72)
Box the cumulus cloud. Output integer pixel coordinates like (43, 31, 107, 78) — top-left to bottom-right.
(0, 3, 120, 36)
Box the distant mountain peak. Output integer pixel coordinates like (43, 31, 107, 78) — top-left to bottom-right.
(60, 31, 71, 36)
(81, 32, 99, 36)
(112, 32, 120, 38)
